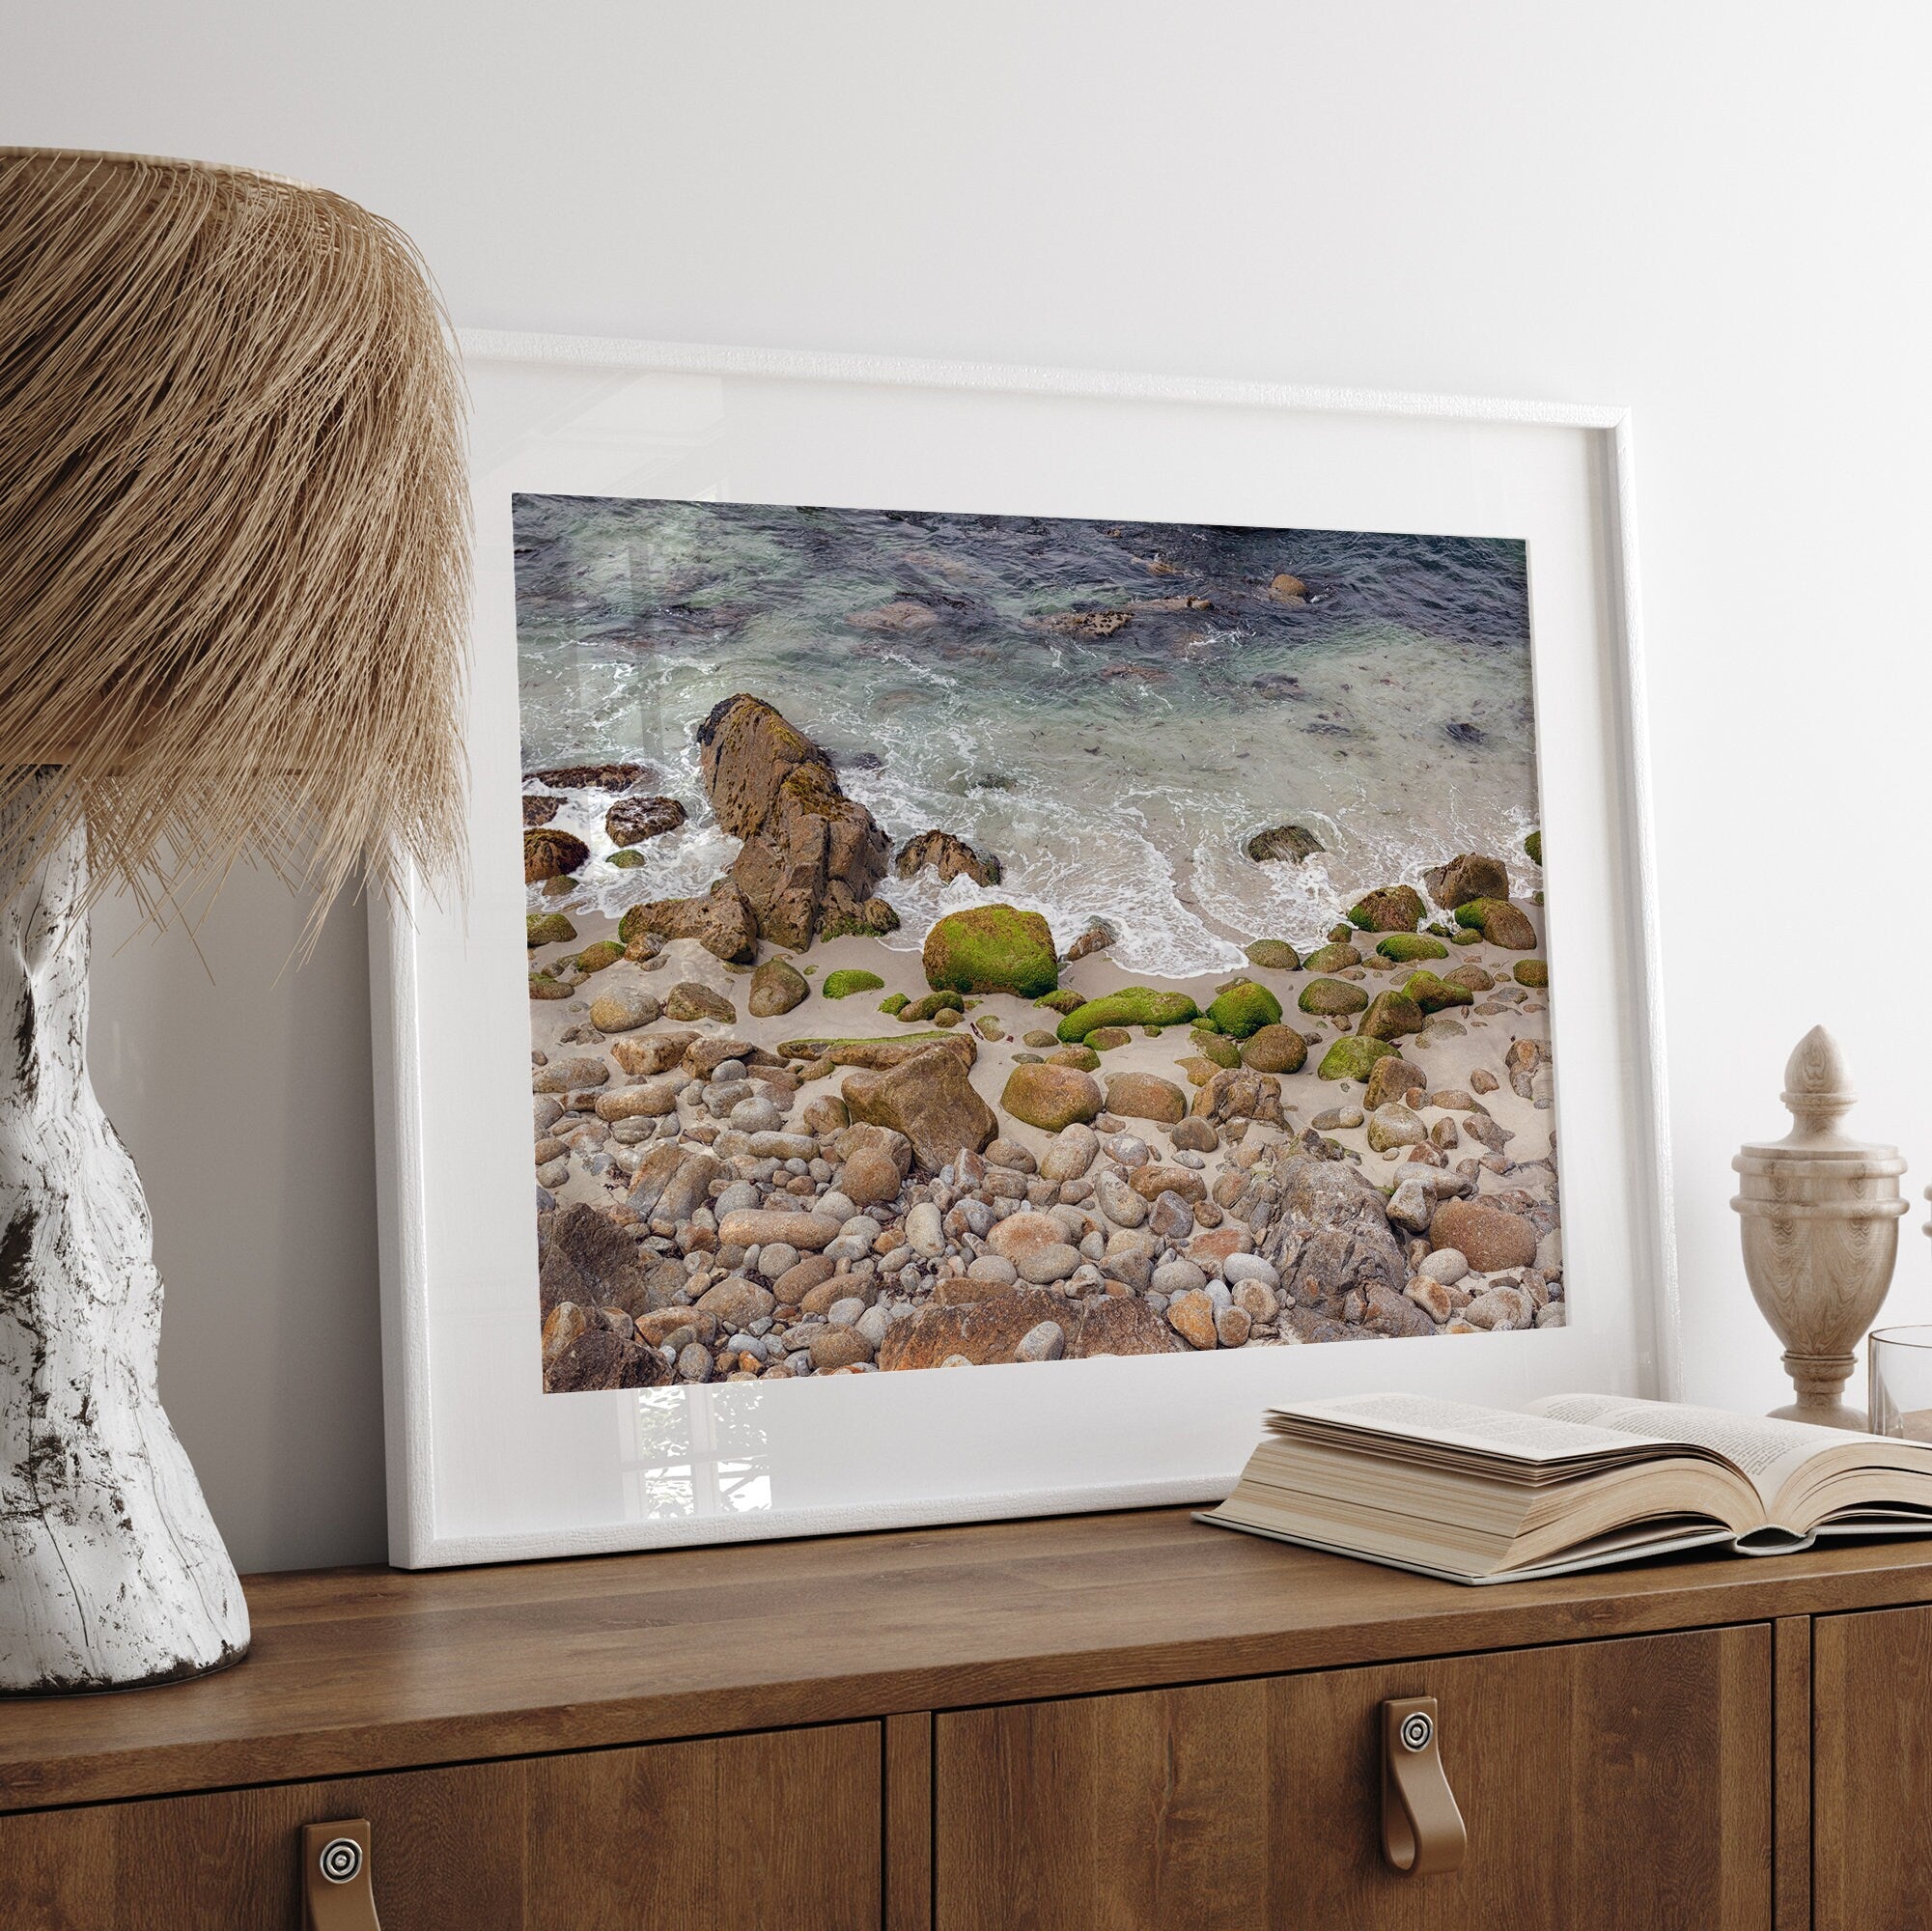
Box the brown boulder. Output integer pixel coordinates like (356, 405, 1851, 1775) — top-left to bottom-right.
(530, 761, 652, 791)
(1257, 1154, 1408, 1316)
(1241, 1024, 1307, 1074)
(1190, 1067, 1286, 1126)
(610, 1030, 697, 1077)
(839, 1145, 905, 1207)
(1000, 1062, 1104, 1132)
(605, 795, 687, 846)
(1363, 1055, 1427, 1110)
(1348, 884, 1425, 933)
(843, 1045, 997, 1173)
(522, 793, 565, 827)
(779, 1032, 977, 1071)
(1428, 1198, 1540, 1272)
(545, 1326, 672, 1393)
(1455, 897, 1539, 949)
(895, 828, 1001, 887)
(878, 1287, 1176, 1369)
(1103, 1072, 1189, 1127)
(696, 694, 891, 946)
(1424, 853, 1510, 910)
(620, 880, 760, 965)
(1359, 990, 1425, 1040)
(524, 826, 590, 883)
(537, 1203, 685, 1317)
(715, 1209, 844, 1251)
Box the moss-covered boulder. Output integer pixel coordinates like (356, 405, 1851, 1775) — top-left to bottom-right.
(529, 971, 573, 1001)
(1376, 933, 1448, 963)
(1191, 1029, 1242, 1070)
(1087, 1026, 1132, 1050)
(606, 848, 648, 869)
(1299, 977, 1370, 1017)
(1205, 979, 1283, 1040)
(1000, 1062, 1104, 1132)
(1525, 829, 1543, 866)
(1047, 1044, 1101, 1071)
(1453, 896, 1538, 949)
(1318, 1036, 1400, 1082)
(1242, 1024, 1308, 1074)
(1445, 962, 1494, 992)
(527, 911, 577, 949)
(1346, 884, 1425, 933)
(1246, 823, 1324, 863)
(1055, 988, 1201, 1042)
(573, 939, 625, 975)
(1034, 988, 1085, 1016)
(1514, 958, 1550, 988)
(1244, 938, 1301, 970)
(823, 968, 885, 999)
(898, 990, 965, 1022)
(1360, 990, 1425, 1040)
(879, 992, 910, 1015)
(922, 905, 1058, 998)
(1302, 941, 1361, 973)
(748, 957, 809, 1017)
(1400, 970, 1474, 1014)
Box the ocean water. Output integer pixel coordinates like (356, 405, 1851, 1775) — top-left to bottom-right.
(514, 496, 1543, 978)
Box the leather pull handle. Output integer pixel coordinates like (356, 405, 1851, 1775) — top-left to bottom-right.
(302, 1820, 382, 1931)
(1381, 1697, 1467, 1877)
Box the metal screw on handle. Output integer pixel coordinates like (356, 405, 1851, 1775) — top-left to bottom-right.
(302, 1820, 383, 1930)
(1380, 1697, 1467, 1878)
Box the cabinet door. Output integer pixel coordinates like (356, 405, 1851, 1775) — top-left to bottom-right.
(937, 1625, 1771, 1931)
(1814, 1604, 1932, 1931)
(0, 1721, 880, 1931)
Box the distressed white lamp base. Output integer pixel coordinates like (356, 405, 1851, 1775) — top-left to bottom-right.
(0, 796, 248, 1693)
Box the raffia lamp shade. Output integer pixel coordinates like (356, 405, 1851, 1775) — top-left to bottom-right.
(0, 150, 469, 1692)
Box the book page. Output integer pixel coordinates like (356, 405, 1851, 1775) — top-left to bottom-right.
(1272, 1392, 1668, 1464)
(1528, 1394, 1848, 1509)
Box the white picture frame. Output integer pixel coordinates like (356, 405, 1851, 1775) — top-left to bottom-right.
(371, 330, 1676, 1569)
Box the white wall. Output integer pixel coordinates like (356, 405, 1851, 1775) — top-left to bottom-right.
(11, 2, 1931, 1572)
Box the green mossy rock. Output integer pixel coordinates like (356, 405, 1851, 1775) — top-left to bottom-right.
(1345, 884, 1426, 933)
(824, 968, 885, 999)
(818, 898, 902, 939)
(529, 971, 573, 1001)
(1206, 979, 1283, 1040)
(1302, 942, 1361, 973)
(1299, 977, 1370, 1017)
(1359, 990, 1425, 1040)
(1400, 970, 1474, 1014)
(878, 992, 910, 1014)
(1525, 829, 1543, 865)
(1035, 989, 1086, 1015)
(1514, 958, 1550, 988)
(606, 848, 648, 869)
(1000, 1062, 1105, 1132)
(1191, 1029, 1243, 1069)
(526, 912, 577, 949)
(1055, 987, 1202, 1043)
(1047, 1044, 1101, 1071)
(1244, 938, 1302, 970)
(899, 990, 965, 1021)
(574, 940, 624, 974)
(1451, 929, 1482, 945)
(1453, 896, 1538, 949)
(1087, 1026, 1133, 1050)
(1318, 1036, 1400, 1081)
(922, 905, 1058, 997)
(1376, 933, 1449, 963)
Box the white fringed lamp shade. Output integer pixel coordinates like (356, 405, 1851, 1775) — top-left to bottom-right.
(0, 150, 468, 1691)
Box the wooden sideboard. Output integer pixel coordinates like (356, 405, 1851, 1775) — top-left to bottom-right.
(3, 1506, 1930, 1929)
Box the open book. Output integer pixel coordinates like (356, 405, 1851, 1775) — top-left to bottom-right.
(1198, 1391, 1932, 1583)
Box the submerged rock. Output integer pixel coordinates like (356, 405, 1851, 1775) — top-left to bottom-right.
(524, 826, 590, 883)
(895, 828, 1001, 887)
(923, 904, 1058, 998)
(605, 795, 687, 847)
(1246, 823, 1323, 863)
(522, 793, 565, 827)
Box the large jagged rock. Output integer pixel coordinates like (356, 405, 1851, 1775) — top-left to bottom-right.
(524, 826, 589, 883)
(605, 795, 686, 846)
(620, 880, 759, 965)
(843, 1043, 997, 1172)
(1252, 1153, 1409, 1318)
(877, 1287, 1177, 1369)
(896, 828, 1001, 887)
(536, 1203, 686, 1317)
(1424, 852, 1510, 910)
(694, 694, 892, 947)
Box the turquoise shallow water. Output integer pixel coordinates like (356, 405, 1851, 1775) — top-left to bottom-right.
(514, 496, 1543, 977)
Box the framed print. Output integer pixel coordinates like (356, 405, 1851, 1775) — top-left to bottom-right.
(370, 332, 1676, 1567)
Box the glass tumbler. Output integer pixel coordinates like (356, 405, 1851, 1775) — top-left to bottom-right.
(1868, 1326, 1932, 1440)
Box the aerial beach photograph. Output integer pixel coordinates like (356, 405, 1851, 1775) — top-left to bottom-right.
(518, 495, 1562, 1392)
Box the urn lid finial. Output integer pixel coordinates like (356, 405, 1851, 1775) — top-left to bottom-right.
(1780, 1024, 1855, 1143)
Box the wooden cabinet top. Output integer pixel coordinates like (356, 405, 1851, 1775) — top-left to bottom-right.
(7, 1506, 1932, 1813)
